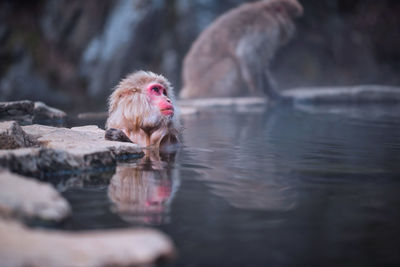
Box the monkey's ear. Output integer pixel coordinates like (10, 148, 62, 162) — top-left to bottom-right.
(116, 88, 138, 99)
(131, 87, 140, 93)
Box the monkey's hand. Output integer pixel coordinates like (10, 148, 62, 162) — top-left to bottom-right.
(105, 128, 133, 143)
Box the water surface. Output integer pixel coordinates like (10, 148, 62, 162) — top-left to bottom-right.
(56, 104, 400, 266)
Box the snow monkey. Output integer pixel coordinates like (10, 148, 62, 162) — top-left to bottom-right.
(105, 71, 180, 150)
(180, 0, 303, 99)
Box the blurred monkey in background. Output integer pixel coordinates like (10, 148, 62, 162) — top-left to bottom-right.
(180, 0, 303, 99)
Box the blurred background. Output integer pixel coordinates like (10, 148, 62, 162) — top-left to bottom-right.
(0, 0, 399, 113)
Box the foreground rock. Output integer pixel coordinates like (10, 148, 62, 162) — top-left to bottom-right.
(0, 121, 36, 149)
(0, 219, 175, 267)
(0, 169, 70, 221)
(0, 123, 143, 177)
(281, 85, 400, 104)
(0, 100, 66, 125)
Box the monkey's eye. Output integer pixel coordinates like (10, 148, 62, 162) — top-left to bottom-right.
(163, 90, 167, 96)
(152, 86, 160, 94)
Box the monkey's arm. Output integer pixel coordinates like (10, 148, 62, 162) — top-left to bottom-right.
(105, 128, 133, 143)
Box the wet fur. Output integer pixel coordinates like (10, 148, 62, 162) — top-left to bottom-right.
(105, 71, 180, 148)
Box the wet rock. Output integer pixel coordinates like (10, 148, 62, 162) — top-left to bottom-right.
(77, 111, 108, 120)
(0, 123, 143, 177)
(0, 121, 37, 149)
(178, 97, 268, 115)
(0, 100, 34, 124)
(281, 85, 400, 104)
(45, 125, 143, 159)
(33, 101, 66, 123)
(0, 169, 70, 221)
(179, 106, 199, 116)
(0, 147, 91, 178)
(178, 97, 267, 110)
(0, 100, 67, 125)
(0, 218, 175, 267)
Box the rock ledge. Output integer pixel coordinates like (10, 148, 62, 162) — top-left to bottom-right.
(0, 169, 71, 221)
(0, 123, 143, 177)
(0, 218, 175, 267)
(0, 100, 66, 125)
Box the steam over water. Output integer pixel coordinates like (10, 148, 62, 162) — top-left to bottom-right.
(56, 104, 400, 266)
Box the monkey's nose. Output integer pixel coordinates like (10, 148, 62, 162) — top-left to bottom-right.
(166, 98, 171, 103)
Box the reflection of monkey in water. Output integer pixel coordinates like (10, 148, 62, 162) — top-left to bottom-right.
(180, 0, 303, 99)
(105, 71, 180, 150)
(108, 155, 179, 225)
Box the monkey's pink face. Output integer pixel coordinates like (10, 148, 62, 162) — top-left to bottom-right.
(147, 83, 174, 117)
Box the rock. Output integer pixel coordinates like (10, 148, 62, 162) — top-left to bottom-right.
(179, 106, 199, 116)
(33, 101, 66, 123)
(1, 147, 121, 179)
(70, 125, 104, 133)
(19, 124, 58, 137)
(0, 100, 67, 125)
(77, 112, 108, 120)
(281, 85, 400, 104)
(178, 97, 267, 110)
(0, 100, 34, 124)
(0, 218, 175, 267)
(177, 97, 268, 115)
(0, 148, 34, 172)
(0, 123, 143, 177)
(0, 121, 37, 149)
(38, 125, 143, 160)
(0, 169, 70, 221)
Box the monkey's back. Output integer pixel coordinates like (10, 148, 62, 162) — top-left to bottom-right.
(180, 0, 303, 99)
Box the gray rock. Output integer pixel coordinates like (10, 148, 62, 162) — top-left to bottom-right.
(281, 85, 400, 104)
(177, 97, 269, 115)
(178, 97, 268, 117)
(39, 125, 143, 160)
(0, 147, 93, 178)
(179, 106, 199, 116)
(0, 121, 37, 149)
(77, 111, 108, 120)
(178, 97, 267, 109)
(0, 123, 143, 177)
(0, 100, 67, 125)
(0, 169, 70, 221)
(0, 218, 175, 267)
(33, 101, 66, 123)
(0, 100, 34, 124)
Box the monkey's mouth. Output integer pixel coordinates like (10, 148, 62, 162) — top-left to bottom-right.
(161, 108, 174, 116)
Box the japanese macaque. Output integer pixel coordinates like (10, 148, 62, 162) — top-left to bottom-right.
(105, 71, 180, 150)
(180, 0, 303, 99)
